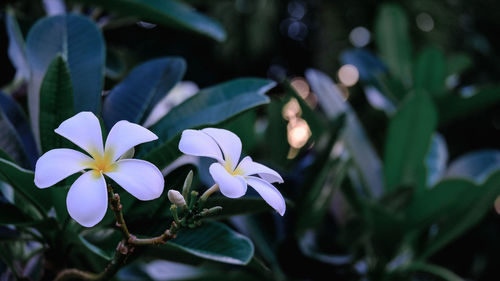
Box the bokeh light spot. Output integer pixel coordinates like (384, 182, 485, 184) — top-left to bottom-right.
(338, 64, 359, 87)
(349, 26, 371, 47)
(416, 13, 434, 32)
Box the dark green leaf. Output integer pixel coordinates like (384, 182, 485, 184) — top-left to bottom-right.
(75, 0, 226, 42)
(140, 78, 275, 168)
(447, 53, 473, 76)
(384, 91, 437, 191)
(102, 57, 186, 128)
(149, 222, 254, 265)
(0, 92, 38, 168)
(437, 86, 500, 125)
(414, 47, 447, 97)
(366, 202, 406, 259)
(39, 56, 75, 153)
(26, 14, 105, 143)
(0, 158, 51, 215)
(405, 179, 473, 231)
(419, 171, 500, 258)
(78, 235, 114, 261)
(375, 3, 412, 84)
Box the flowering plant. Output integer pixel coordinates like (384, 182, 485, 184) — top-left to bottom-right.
(3, 1, 500, 281)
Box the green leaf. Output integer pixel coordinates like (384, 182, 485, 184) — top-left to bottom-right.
(375, 3, 412, 85)
(39, 56, 75, 153)
(5, 7, 29, 81)
(26, 14, 105, 144)
(0, 158, 51, 216)
(437, 86, 500, 125)
(0, 109, 30, 167)
(78, 235, 114, 261)
(419, 171, 500, 259)
(447, 53, 473, 76)
(384, 91, 437, 191)
(75, 0, 226, 42)
(0, 92, 38, 168)
(414, 47, 447, 97)
(150, 222, 254, 265)
(405, 179, 473, 231)
(102, 57, 186, 129)
(366, 202, 407, 259)
(140, 78, 275, 168)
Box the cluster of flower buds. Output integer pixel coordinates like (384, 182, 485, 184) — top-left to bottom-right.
(167, 170, 223, 228)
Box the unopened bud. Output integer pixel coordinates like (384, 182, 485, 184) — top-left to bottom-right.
(201, 206, 223, 217)
(182, 170, 194, 199)
(168, 190, 186, 207)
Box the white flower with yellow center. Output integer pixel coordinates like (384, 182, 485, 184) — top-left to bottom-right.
(179, 128, 286, 216)
(34, 112, 164, 227)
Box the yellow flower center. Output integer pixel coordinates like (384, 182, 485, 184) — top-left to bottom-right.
(87, 149, 116, 176)
(224, 158, 244, 176)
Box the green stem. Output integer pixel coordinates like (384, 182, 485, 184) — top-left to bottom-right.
(53, 269, 98, 281)
(128, 221, 179, 246)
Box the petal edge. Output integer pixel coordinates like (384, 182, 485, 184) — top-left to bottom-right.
(246, 176, 286, 216)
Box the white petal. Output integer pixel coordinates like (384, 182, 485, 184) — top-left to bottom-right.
(246, 176, 286, 216)
(178, 129, 224, 163)
(237, 156, 284, 183)
(34, 148, 93, 188)
(209, 163, 247, 198)
(105, 120, 158, 161)
(66, 171, 108, 227)
(54, 112, 104, 156)
(202, 128, 242, 171)
(105, 159, 164, 200)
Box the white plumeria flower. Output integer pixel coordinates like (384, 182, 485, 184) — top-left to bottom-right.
(34, 112, 164, 227)
(178, 128, 286, 216)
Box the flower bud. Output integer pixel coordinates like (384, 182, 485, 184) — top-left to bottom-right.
(168, 190, 186, 208)
(182, 170, 194, 199)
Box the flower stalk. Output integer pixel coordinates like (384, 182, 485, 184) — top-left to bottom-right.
(54, 171, 220, 281)
(107, 185, 130, 239)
